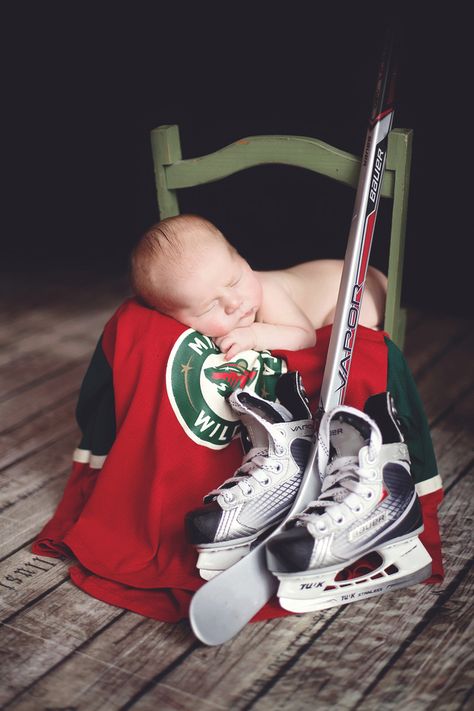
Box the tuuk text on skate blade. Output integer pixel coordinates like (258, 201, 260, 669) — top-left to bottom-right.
(274, 533, 432, 612)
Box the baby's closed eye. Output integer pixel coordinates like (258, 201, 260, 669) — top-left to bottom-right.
(198, 301, 218, 316)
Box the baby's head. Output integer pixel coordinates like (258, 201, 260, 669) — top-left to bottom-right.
(130, 214, 262, 337)
(130, 214, 224, 311)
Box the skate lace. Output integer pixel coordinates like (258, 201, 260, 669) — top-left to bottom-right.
(295, 455, 365, 522)
(206, 447, 284, 502)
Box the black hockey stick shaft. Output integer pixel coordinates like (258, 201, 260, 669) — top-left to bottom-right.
(189, 31, 397, 645)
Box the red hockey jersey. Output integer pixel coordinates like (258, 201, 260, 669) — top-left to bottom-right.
(33, 299, 443, 622)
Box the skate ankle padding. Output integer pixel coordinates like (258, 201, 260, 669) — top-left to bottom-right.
(275, 371, 312, 421)
(364, 392, 404, 444)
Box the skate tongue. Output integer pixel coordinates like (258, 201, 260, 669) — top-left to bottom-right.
(233, 391, 293, 424)
(228, 390, 293, 455)
(329, 412, 370, 459)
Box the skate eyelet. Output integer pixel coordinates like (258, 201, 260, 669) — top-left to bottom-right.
(262, 477, 271, 486)
(354, 505, 362, 513)
(335, 516, 344, 525)
(274, 463, 283, 473)
(366, 490, 374, 500)
(317, 523, 327, 532)
(367, 452, 376, 464)
(224, 493, 235, 503)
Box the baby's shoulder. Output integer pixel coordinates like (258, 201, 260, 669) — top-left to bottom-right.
(286, 259, 343, 280)
(257, 269, 292, 296)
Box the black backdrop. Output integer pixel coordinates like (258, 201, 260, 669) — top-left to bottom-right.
(3, 5, 469, 316)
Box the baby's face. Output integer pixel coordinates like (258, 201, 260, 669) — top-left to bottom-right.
(167, 242, 262, 338)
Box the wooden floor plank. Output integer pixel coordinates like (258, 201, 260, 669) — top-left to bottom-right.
(0, 282, 124, 365)
(0, 289, 117, 330)
(0, 583, 124, 708)
(360, 562, 473, 711)
(0, 397, 77, 471)
(0, 431, 76, 513)
(0, 308, 68, 342)
(0, 436, 78, 562)
(404, 308, 424, 332)
(8, 673, 227, 711)
(0, 552, 69, 622)
(0, 273, 128, 334)
(0, 629, 80, 708)
(3, 610, 325, 711)
(3, 615, 206, 711)
(0, 321, 101, 371)
(404, 312, 471, 378)
(1, 583, 207, 710)
(0, 348, 93, 400)
(0, 474, 70, 561)
(413, 331, 474, 428)
(430, 388, 474, 491)
(0, 363, 88, 433)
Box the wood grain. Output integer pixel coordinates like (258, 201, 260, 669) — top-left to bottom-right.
(0, 397, 77, 471)
(404, 312, 470, 378)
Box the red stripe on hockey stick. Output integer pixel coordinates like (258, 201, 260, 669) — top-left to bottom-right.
(370, 107, 394, 126)
(357, 210, 376, 285)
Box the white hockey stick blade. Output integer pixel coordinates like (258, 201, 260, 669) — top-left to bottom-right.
(189, 444, 319, 645)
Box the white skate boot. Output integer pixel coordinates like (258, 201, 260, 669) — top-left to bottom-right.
(266, 392, 432, 611)
(185, 372, 313, 580)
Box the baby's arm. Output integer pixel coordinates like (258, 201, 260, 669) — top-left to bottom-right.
(215, 277, 316, 359)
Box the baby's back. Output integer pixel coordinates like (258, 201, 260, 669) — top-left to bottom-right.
(279, 260, 346, 329)
(269, 259, 387, 330)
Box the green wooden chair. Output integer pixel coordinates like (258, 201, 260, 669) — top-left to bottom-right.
(150, 124, 412, 349)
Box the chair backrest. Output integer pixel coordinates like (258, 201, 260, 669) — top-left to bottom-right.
(150, 124, 413, 349)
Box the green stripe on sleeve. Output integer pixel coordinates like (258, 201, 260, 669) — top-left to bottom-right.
(75, 335, 116, 456)
(385, 336, 438, 485)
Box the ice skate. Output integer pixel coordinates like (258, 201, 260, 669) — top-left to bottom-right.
(266, 392, 432, 612)
(185, 371, 313, 580)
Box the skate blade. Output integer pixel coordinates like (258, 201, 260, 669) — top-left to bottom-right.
(276, 535, 432, 613)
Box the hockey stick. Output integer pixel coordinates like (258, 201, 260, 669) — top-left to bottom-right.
(189, 31, 397, 646)
(319, 29, 397, 412)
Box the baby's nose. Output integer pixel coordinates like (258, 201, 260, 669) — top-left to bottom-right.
(224, 295, 242, 314)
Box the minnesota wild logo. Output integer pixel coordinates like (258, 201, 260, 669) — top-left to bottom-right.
(204, 360, 258, 397)
(166, 330, 286, 449)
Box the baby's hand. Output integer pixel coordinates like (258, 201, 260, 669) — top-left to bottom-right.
(214, 327, 256, 361)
